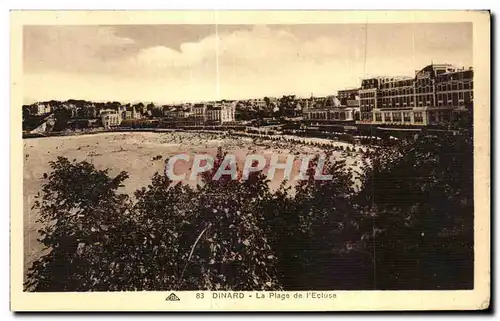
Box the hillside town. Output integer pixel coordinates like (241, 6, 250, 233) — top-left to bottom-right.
(23, 63, 473, 140)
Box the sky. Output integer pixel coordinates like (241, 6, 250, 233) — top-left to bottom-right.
(23, 23, 472, 104)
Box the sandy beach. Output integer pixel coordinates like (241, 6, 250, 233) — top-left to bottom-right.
(23, 131, 364, 275)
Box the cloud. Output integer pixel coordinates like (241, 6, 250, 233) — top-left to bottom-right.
(134, 39, 217, 69)
(23, 24, 472, 103)
(133, 25, 345, 71)
(24, 26, 136, 73)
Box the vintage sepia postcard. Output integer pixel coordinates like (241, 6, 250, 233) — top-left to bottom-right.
(10, 10, 490, 311)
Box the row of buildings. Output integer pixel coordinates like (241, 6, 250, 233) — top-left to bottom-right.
(303, 92, 360, 123)
(101, 101, 238, 128)
(24, 99, 238, 129)
(304, 63, 473, 127)
(163, 101, 237, 126)
(26, 63, 473, 129)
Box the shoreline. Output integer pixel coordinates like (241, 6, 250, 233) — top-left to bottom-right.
(22, 127, 377, 152)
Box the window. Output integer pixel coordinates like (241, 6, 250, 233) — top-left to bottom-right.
(403, 112, 411, 122)
(375, 112, 382, 122)
(392, 112, 402, 122)
(429, 111, 437, 123)
(384, 112, 391, 122)
(414, 112, 423, 123)
(464, 91, 470, 103)
(362, 113, 372, 121)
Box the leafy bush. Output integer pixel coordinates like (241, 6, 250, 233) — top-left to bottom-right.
(354, 133, 474, 289)
(25, 133, 474, 291)
(26, 149, 281, 291)
(25, 157, 131, 291)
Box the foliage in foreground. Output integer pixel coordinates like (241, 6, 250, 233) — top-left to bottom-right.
(25, 133, 474, 291)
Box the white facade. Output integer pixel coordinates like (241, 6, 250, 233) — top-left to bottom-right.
(35, 104, 52, 115)
(221, 102, 236, 123)
(124, 109, 141, 120)
(100, 109, 122, 128)
(371, 106, 454, 126)
(193, 104, 207, 123)
(305, 107, 360, 122)
(193, 102, 235, 124)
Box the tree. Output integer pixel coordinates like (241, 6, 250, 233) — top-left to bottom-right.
(25, 157, 131, 291)
(52, 107, 72, 131)
(133, 102, 145, 115)
(354, 132, 474, 289)
(25, 132, 474, 291)
(173, 148, 281, 290)
(130, 173, 197, 290)
(262, 153, 371, 289)
(26, 151, 281, 291)
(151, 108, 163, 118)
(264, 97, 270, 108)
(66, 99, 87, 108)
(278, 95, 297, 117)
(47, 100, 62, 107)
(22, 105, 31, 121)
(104, 101, 122, 110)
